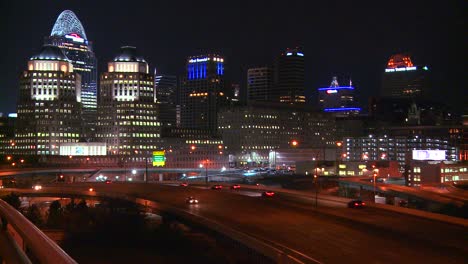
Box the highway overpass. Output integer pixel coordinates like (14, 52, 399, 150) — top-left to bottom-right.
(2, 181, 467, 264)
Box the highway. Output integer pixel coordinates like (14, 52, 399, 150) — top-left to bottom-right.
(7, 182, 466, 264)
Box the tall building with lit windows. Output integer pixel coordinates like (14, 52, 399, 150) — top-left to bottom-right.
(154, 73, 177, 128)
(96, 46, 160, 160)
(180, 54, 227, 133)
(247, 66, 274, 102)
(16, 45, 82, 155)
(381, 54, 430, 98)
(218, 102, 336, 167)
(273, 48, 305, 104)
(45, 10, 97, 140)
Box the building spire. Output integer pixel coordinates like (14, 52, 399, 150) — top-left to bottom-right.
(330, 76, 339, 87)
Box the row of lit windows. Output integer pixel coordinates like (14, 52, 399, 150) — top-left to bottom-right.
(241, 146, 278, 150)
(441, 167, 467, 173)
(117, 121, 160, 126)
(244, 114, 277, 119)
(186, 140, 223, 145)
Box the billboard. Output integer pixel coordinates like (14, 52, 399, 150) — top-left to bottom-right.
(152, 151, 166, 167)
(412, 150, 446, 161)
(60, 143, 106, 156)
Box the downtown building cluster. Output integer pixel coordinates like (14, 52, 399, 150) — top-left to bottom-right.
(1, 10, 466, 185)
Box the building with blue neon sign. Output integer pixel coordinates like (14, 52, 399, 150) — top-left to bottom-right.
(181, 54, 228, 133)
(318, 76, 360, 116)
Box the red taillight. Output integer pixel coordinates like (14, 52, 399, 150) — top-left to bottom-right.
(354, 203, 358, 206)
(362, 202, 366, 205)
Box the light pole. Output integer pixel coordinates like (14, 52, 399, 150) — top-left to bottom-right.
(314, 174, 318, 208)
(373, 169, 379, 200)
(204, 160, 209, 185)
(145, 153, 149, 183)
(312, 157, 318, 208)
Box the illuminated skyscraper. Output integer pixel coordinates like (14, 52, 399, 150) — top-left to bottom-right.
(247, 66, 274, 102)
(45, 10, 97, 139)
(274, 48, 305, 104)
(16, 45, 82, 155)
(155, 72, 177, 127)
(180, 55, 227, 133)
(318, 76, 360, 116)
(96, 46, 160, 159)
(381, 54, 430, 98)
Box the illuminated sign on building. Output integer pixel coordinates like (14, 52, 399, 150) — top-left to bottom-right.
(324, 107, 361, 112)
(385, 66, 417, 73)
(152, 150, 166, 166)
(65, 33, 85, 43)
(189, 58, 209, 63)
(412, 150, 446, 161)
(318, 86, 354, 91)
(326, 89, 338, 94)
(59, 143, 107, 156)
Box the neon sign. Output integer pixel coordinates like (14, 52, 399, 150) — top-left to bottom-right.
(318, 86, 354, 91)
(326, 89, 338, 94)
(324, 107, 361, 112)
(189, 58, 209, 63)
(385, 66, 417, 73)
(65, 33, 84, 43)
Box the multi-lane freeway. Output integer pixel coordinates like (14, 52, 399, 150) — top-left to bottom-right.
(8, 182, 466, 264)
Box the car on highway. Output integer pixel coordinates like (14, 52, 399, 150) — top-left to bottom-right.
(32, 185, 42, 191)
(185, 196, 199, 204)
(105, 180, 112, 184)
(261, 191, 275, 197)
(180, 182, 188, 187)
(347, 200, 366, 208)
(231, 184, 241, 190)
(211, 184, 223, 190)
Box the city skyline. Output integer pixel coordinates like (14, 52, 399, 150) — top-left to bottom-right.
(0, 0, 465, 114)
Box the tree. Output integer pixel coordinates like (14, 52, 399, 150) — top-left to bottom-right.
(47, 200, 63, 228)
(1, 193, 21, 210)
(25, 204, 43, 227)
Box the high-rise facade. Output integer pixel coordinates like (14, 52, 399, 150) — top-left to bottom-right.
(46, 10, 98, 140)
(218, 102, 336, 166)
(274, 48, 305, 104)
(318, 76, 360, 116)
(180, 55, 227, 133)
(16, 45, 82, 155)
(381, 54, 430, 98)
(96, 46, 160, 160)
(247, 66, 273, 102)
(155, 73, 177, 127)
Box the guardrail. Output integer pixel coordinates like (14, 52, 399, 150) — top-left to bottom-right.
(0, 199, 77, 264)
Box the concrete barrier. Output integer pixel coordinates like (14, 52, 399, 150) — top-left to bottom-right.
(0, 199, 77, 264)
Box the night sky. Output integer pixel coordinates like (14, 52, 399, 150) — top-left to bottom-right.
(0, 0, 465, 114)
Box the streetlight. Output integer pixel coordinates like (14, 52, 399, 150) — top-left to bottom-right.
(314, 174, 318, 208)
(202, 160, 209, 185)
(373, 169, 379, 200)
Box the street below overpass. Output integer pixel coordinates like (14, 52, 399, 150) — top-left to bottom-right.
(12, 182, 468, 264)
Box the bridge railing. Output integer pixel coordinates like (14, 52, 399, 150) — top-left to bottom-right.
(0, 199, 77, 264)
